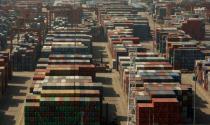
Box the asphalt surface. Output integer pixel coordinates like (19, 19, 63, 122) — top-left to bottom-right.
(182, 73, 210, 124)
(0, 72, 33, 125)
(93, 42, 127, 125)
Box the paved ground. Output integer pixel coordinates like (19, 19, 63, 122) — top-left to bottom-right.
(93, 42, 127, 125)
(0, 72, 33, 125)
(182, 73, 210, 124)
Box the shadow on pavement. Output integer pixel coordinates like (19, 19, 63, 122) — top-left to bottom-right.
(102, 103, 127, 125)
(103, 87, 120, 97)
(9, 75, 32, 85)
(0, 74, 31, 125)
(93, 46, 108, 59)
(193, 92, 210, 124)
(96, 76, 112, 85)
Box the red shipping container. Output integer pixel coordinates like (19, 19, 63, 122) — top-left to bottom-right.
(136, 103, 154, 125)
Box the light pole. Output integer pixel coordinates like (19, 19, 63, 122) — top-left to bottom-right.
(193, 71, 197, 125)
(194, 78, 196, 125)
(153, 18, 156, 53)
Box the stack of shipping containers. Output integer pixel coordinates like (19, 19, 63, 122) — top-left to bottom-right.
(7, 0, 45, 72)
(181, 18, 205, 41)
(0, 8, 14, 99)
(195, 59, 210, 91)
(0, 0, 48, 101)
(11, 35, 42, 71)
(25, 29, 102, 125)
(15, 0, 210, 125)
(97, 2, 151, 69)
(98, 0, 193, 125)
(0, 52, 12, 99)
(0, 9, 17, 51)
(154, 2, 176, 20)
(155, 27, 208, 71)
(24, 2, 102, 125)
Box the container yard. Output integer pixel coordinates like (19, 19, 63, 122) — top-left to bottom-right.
(1, 0, 210, 125)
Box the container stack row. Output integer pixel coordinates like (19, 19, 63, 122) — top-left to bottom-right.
(25, 5, 103, 124)
(195, 59, 210, 91)
(108, 29, 147, 69)
(15, 0, 43, 19)
(117, 52, 193, 125)
(0, 9, 17, 51)
(171, 47, 205, 71)
(118, 55, 178, 94)
(11, 34, 42, 71)
(97, 2, 151, 41)
(154, 2, 176, 20)
(181, 18, 205, 41)
(155, 27, 209, 71)
(166, 39, 208, 71)
(155, 27, 191, 53)
(98, 1, 194, 125)
(0, 51, 12, 99)
(82, 7, 104, 42)
(97, 1, 151, 69)
(135, 84, 192, 125)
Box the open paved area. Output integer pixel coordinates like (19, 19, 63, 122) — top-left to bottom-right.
(0, 72, 33, 125)
(93, 41, 127, 125)
(182, 73, 210, 124)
